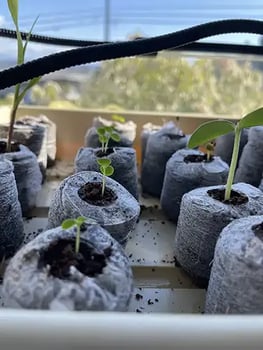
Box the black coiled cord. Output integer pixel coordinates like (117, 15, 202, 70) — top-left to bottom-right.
(0, 27, 104, 47)
(1, 27, 263, 56)
(0, 19, 262, 90)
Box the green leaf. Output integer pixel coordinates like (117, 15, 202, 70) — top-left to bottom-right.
(16, 76, 41, 106)
(112, 114, 126, 123)
(188, 120, 235, 149)
(238, 107, 263, 129)
(61, 219, 76, 229)
(8, 0, 23, 64)
(97, 127, 105, 136)
(100, 165, 106, 175)
(97, 158, 111, 167)
(105, 165, 114, 176)
(7, 0, 19, 25)
(99, 134, 107, 144)
(105, 126, 114, 133)
(111, 133, 121, 142)
(23, 15, 39, 57)
(76, 216, 86, 225)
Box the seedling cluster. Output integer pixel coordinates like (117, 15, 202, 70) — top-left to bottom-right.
(96, 126, 121, 154)
(96, 124, 120, 196)
(188, 107, 263, 200)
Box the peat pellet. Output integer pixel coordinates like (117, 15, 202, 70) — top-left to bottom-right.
(141, 124, 188, 197)
(235, 126, 263, 187)
(3, 223, 133, 311)
(47, 171, 140, 246)
(174, 183, 263, 285)
(74, 147, 138, 199)
(206, 215, 263, 314)
(161, 149, 228, 223)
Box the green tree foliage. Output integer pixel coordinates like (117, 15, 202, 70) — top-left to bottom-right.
(79, 53, 263, 116)
(31, 81, 62, 105)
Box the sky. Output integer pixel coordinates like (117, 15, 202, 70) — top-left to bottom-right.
(0, 0, 262, 61)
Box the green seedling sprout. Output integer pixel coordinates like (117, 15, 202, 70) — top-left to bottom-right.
(96, 126, 121, 154)
(97, 158, 114, 197)
(7, 0, 41, 152)
(188, 107, 263, 201)
(61, 216, 96, 254)
(205, 141, 215, 161)
(112, 114, 126, 123)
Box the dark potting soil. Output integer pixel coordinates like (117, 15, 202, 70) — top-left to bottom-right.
(165, 133, 185, 140)
(207, 188, 248, 205)
(39, 238, 112, 279)
(184, 154, 214, 163)
(252, 222, 263, 241)
(0, 140, 20, 153)
(78, 182, 117, 206)
(96, 148, 115, 157)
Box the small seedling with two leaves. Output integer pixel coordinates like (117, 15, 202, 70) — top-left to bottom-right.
(61, 216, 96, 254)
(188, 106, 263, 201)
(96, 126, 121, 154)
(97, 158, 114, 197)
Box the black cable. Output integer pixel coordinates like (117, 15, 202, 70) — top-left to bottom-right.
(1, 27, 262, 56)
(3, 26, 263, 60)
(0, 19, 262, 90)
(0, 28, 104, 47)
(177, 42, 263, 56)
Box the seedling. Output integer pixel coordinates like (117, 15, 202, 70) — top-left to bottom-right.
(96, 126, 121, 154)
(6, 0, 41, 152)
(112, 114, 126, 123)
(61, 216, 96, 253)
(205, 141, 215, 161)
(97, 158, 114, 197)
(188, 107, 263, 201)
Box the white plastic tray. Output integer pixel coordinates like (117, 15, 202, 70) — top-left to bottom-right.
(0, 179, 262, 349)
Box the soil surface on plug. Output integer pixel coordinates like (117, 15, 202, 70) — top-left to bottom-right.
(184, 154, 214, 163)
(39, 239, 112, 279)
(207, 188, 248, 205)
(0, 140, 20, 153)
(78, 182, 117, 206)
(252, 222, 263, 241)
(96, 148, 115, 157)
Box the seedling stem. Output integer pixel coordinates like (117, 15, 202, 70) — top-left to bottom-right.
(224, 125, 241, 201)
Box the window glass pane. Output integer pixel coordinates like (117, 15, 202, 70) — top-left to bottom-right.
(0, 0, 262, 116)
